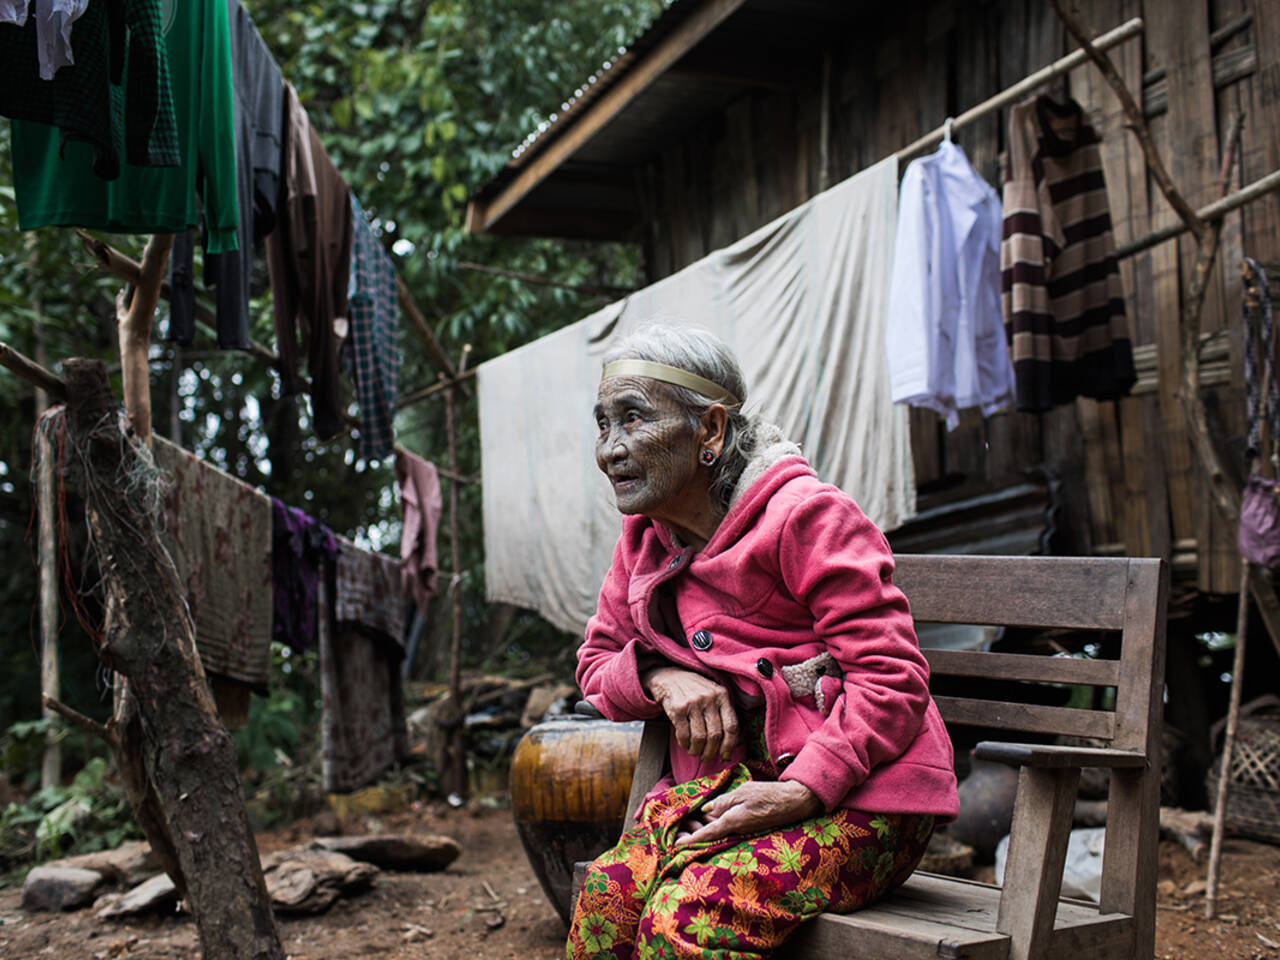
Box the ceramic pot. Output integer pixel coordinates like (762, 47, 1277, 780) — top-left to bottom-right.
(950, 754, 1020, 862)
(510, 714, 645, 924)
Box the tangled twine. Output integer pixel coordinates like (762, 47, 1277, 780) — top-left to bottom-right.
(31, 406, 174, 651)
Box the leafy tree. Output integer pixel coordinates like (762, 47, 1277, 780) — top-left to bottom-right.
(0, 1, 663, 732)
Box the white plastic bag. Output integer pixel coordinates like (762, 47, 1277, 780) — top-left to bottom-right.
(994, 826, 1106, 903)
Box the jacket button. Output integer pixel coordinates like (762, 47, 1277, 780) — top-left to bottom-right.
(690, 630, 713, 651)
(756, 658, 774, 678)
(668, 556, 680, 569)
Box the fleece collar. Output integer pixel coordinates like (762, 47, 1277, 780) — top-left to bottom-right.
(650, 422, 812, 558)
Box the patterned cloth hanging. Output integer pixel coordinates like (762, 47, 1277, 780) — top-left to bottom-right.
(342, 196, 401, 461)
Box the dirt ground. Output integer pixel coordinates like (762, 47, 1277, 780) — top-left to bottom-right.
(1, 802, 1278, 960)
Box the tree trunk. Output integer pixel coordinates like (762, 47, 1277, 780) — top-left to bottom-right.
(61, 357, 284, 960)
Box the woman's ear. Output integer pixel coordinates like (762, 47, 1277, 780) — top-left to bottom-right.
(699, 404, 730, 457)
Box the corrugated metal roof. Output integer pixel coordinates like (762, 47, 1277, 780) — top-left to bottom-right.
(469, 0, 866, 223)
(502, 0, 699, 173)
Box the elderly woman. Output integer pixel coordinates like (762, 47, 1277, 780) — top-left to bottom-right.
(568, 325, 958, 960)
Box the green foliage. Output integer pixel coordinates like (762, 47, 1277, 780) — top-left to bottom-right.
(233, 642, 319, 775)
(0, 748, 141, 870)
(1, 2, 662, 744)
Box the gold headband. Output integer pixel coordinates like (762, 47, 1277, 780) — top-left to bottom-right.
(601, 359, 740, 406)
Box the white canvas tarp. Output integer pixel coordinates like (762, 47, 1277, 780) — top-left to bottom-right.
(478, 155, 913, 636)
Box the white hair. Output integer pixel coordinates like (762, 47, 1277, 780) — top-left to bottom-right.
(601, 324, 763, 510)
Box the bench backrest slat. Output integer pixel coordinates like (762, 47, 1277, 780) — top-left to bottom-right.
(924, 649, 1120, 687)
(895, 555, 1164, 747)
(932, 696, 1117, 740)
(894, 555, 1130, 630)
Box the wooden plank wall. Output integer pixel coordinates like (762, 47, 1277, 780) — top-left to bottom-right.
(638, 0, 1280, 587)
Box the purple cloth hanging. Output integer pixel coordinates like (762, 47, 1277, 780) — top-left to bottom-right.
(271, 497, 337, 651)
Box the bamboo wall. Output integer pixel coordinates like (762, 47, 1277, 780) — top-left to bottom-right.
(635, 0, 1280, 590)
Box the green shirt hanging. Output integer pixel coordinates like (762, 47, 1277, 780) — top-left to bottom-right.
(12, 0, 239, 252)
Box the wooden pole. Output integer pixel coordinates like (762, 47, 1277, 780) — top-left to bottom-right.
(895, 15, 1145, 162)
(37, 422, 60, 791)
(29, 236, 61, 792)
(1047, 4, 1280, 651)
(116, 234, 173, 445)
(59, 358, 284, 960)
(1205, 557, 1250, 919)
(1113, 167, 1280, 261)
(444, 344, 472, 797)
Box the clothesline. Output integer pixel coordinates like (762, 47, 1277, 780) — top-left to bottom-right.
(887, 11, 1280, 264)
(894, 16, 1144, 162)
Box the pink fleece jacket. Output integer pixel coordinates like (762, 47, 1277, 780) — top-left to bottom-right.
(577, 456, 958, 818)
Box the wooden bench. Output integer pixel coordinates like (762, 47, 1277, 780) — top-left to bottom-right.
(577, 554, 1168, 960)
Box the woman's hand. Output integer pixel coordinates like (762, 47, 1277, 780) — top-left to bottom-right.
(674, 780, 822, 847)
(641, 666, 739, 763)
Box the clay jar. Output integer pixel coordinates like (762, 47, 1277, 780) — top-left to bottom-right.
(510, 714, 645, 924)
(949, 753, 1021, 862)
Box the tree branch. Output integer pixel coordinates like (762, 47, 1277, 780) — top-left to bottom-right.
(1049, 0, 1208, 241)
(77, 230, 282, 370)
(42, 694, 117, 749)
(0, 341, 67, 400)
(455, 259, 635, 298)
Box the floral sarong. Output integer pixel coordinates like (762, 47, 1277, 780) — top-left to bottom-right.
(568, 754, 934, 960)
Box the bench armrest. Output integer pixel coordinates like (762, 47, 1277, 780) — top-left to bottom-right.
(974, 741, 1147, 768)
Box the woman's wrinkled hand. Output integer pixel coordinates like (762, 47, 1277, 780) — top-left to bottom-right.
(641, 666, 739, 763)
(674, 780, 822, 847)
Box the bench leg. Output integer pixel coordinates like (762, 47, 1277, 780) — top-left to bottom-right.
(568, 859, 589, 925)
(1099, 766, 1158, 960)
(996, 766, 1081, 960)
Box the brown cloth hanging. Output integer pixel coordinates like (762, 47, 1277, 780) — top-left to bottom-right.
(265, 81, 352, 440)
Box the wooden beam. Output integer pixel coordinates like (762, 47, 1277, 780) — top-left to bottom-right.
(466, 0, 748, 233)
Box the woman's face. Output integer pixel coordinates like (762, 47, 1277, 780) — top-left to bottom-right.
(594, 376, 702, 518)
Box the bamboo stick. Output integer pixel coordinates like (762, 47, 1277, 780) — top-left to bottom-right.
(443, 344, 472, 797)
(397, 275, 466, 389)
(1113, 167, 1280, 260)
(395, 367, 478, 409)
(1205, 557, 1250, 919)
(895, 16, 1145, 162)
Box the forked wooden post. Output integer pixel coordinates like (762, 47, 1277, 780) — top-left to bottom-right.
(116, 234, 173, 446)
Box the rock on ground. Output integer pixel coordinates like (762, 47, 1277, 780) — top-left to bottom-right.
(313, 833, 461, 871)
(95, 873, 179, 919)
(262, 847, 378, 913)
(48, 841, 160, 887)
(22, 866, 104, 912)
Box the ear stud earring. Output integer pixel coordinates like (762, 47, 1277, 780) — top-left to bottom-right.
(701, 449, 717, 466)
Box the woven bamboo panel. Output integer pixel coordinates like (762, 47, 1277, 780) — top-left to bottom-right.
(1207, 709, 1280, 843)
